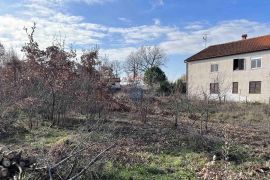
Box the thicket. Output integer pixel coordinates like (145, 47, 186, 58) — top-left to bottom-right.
(0, 24, 115, 133)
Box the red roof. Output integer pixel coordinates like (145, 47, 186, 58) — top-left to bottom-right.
(185, 35, 270, 62)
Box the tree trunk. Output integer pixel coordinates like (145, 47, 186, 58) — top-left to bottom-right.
(205, 110, 209, 132)
(174, 114, 178, 128)
(200, 118, 203, 135)
(29, 115, 33, 130)
(50, 89, 56, 123)
(174, 102, 179, 128)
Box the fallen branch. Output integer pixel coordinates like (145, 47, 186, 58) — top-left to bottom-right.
(34, 146, 89, 172)
(68, 143, 116, 180)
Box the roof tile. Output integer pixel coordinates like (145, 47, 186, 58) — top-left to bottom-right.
(185, 35, 270, 62)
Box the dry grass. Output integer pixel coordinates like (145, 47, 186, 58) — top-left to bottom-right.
(1, 96, 270, 179)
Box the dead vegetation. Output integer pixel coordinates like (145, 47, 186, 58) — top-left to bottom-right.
(1, 94, 270, 179)
(0, 24, 269, 179)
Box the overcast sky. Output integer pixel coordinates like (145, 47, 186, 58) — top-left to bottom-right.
(1, 0, 270, 80)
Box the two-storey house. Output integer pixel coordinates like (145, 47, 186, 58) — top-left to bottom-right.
(185, 34, 270, 103)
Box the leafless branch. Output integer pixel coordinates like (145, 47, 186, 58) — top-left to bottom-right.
(68, 143, 116, 180)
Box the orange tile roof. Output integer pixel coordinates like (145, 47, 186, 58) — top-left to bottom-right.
(185, 35, 270, 62)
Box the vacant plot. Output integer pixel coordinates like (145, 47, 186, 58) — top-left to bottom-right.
(1, 96, 269, 179)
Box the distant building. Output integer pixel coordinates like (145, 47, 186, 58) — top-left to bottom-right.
(110, 77, 121, 90)
(185, 34, 270, 103)
(100, 65, 121, 90)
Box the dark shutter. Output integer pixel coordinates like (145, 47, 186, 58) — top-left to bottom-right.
(257, 59, 261, 68)
(233, 59, 238, 70)
(232, 82, 238, 94)
(256, 81, 261, 94)
(215, 83, 219, 94)
(210, 83, 214, 94)
(249, 81, 261, 94)
(210, 83, 219, 94)
(239, 59, 244, 70)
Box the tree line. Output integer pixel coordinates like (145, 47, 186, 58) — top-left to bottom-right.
(0, 24, 186, 130)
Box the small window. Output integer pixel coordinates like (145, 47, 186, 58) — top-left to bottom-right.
(233, 59, 245, 70)
(249, 81, 261, 94)
(251, 58, 261, 69)
(210, 83, 219, 94)
(232, 82, 238, 94)
(211, 64, 218, 72)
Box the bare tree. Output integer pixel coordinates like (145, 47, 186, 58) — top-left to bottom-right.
(170, 90, 189, 128)
(124, 52, 141, 82)
(0, 43, 4, 56)
(0, 43, 7, 66)
(109, 60, 122, 78)
(189, 72, 230, 134)
(5, 50, 22, 84)
(138, 46, 167, 71)
(124, 45, 166, 83)
(211, 72, 231, 104)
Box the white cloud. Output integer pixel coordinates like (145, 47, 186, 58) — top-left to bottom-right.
(0, 1, 109, 53)
(160, 19, 270, 55)
(27, 0, 115, 6)
(102, 19, 270, 61)
(70, 0, 115, 5)
(1, 1, 270, 64)
(184, 21, 208, 30)
(118, 17, 132, 24)
(108, 24, 176, 44)
(153, 18, 161, 25)
(151, 0, 164, 9)
(100, 47, 137, 61)
(149, 0, 165, 11)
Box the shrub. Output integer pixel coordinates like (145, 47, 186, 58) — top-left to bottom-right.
(144, 66, 167, 87)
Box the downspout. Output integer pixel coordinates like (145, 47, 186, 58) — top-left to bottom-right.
(185, 60, 189, 97)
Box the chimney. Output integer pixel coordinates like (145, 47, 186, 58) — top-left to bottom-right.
(242, 34, 248, 40)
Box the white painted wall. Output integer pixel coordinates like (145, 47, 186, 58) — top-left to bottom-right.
(187, 50, 270, 103)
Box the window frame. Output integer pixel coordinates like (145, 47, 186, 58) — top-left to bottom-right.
(233, 58, 245, 71)
(250, 57, 262, 69)
(210, 64, 219, 72)
(232, 82, 238, 94)
(210, 83, 219, 94)
(249, 81, 261, 94)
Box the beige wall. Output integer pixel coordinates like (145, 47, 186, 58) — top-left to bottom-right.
(187, 50, 270, 103)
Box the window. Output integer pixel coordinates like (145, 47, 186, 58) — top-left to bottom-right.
(251, 58, 261, 69)
(233, 59, 245, 70)
(210, 83, 219, 94)
(249, 81, 261, 94)
(211, 64, 218, 72)
(232, 82, 238, 94)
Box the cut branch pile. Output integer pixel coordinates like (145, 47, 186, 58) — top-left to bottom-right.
(0, 146, 34, 179)
(32, 143, 116, 180)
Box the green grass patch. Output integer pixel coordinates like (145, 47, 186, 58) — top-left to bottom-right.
(101, 151, 207, 180)
(0, 126, 69, 148)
